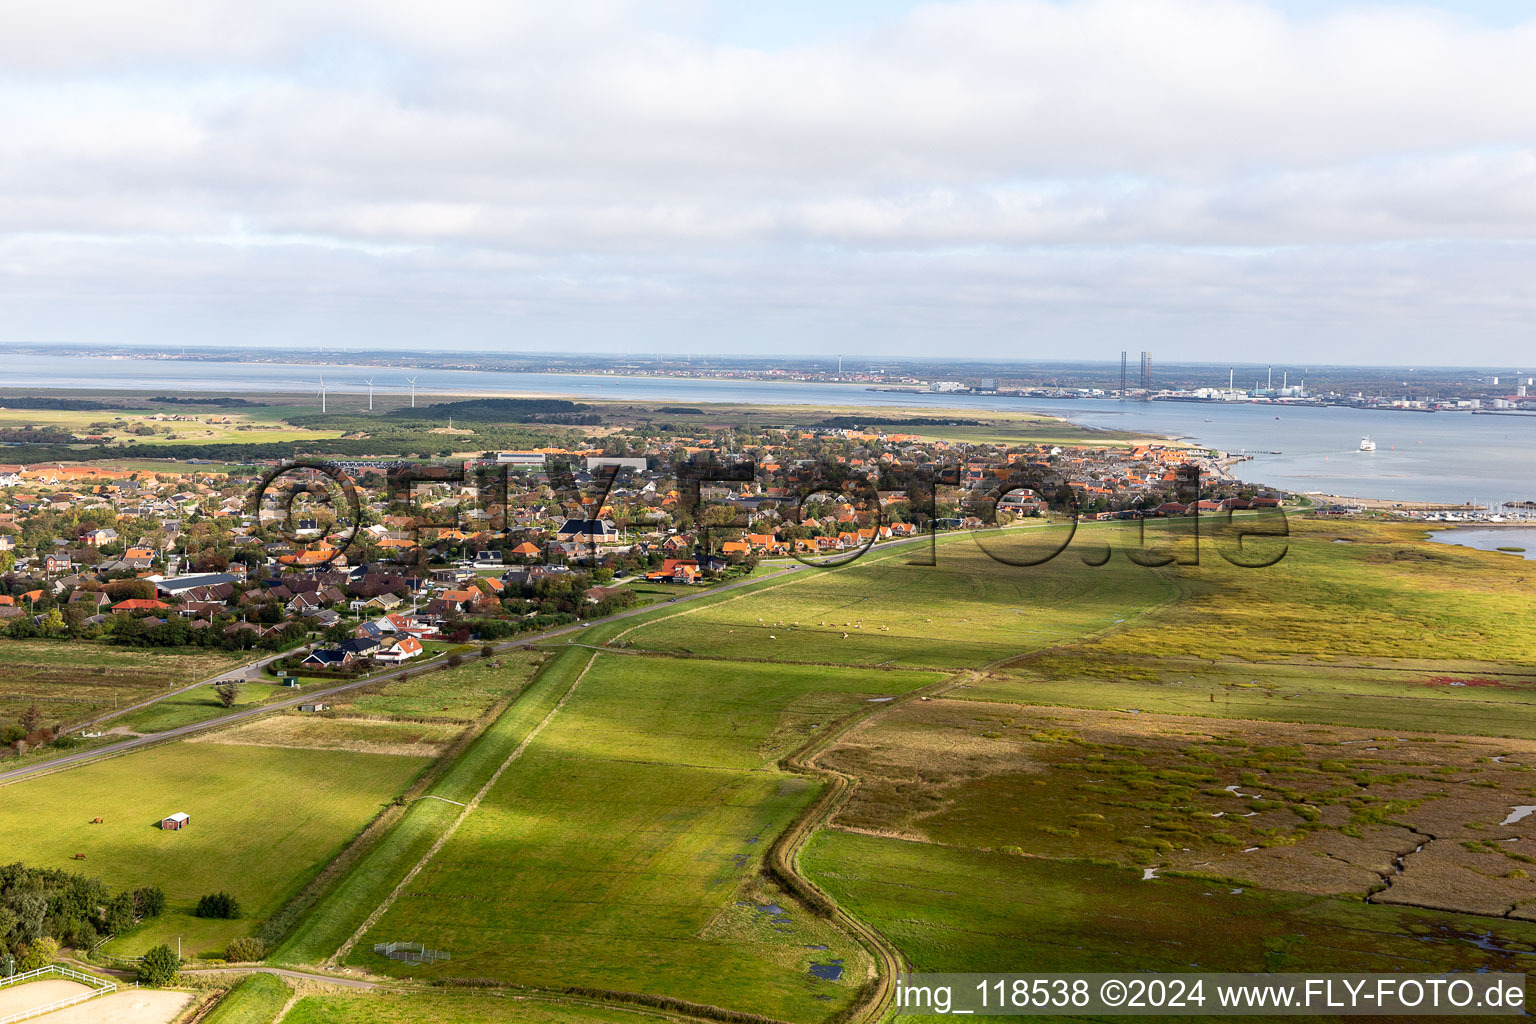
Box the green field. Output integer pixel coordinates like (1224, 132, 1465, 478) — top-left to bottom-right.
(1083, 517, 1536, 663)
(771, 516, 1536, 1019)
(337, 649, 546, 721)
(805, 830, 1536, 1001)
(0, 404, 343, 445)
(114, 681, 292, 733)
(271, 647, 593, 965)
(0, 742, 428, 956)
(0, 641, 247, 730)
(201, 973, 291, 1024)
(283, 990, 655, 1024)
(12, 510, 1536, 1023)
(348, 652, 946, 1021)
(960, 656, 1536, 736)
(948, 518, 1536, 735)
(619, 530, 1174, 669)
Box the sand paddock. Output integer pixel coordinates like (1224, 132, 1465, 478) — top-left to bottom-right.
(28, 989, 190, 1024)
(0, 980, 93, 1018)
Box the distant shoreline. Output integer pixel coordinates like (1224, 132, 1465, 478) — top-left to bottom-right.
(3, 356, 1531, 507)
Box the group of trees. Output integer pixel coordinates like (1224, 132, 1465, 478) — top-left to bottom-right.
(0, 863, 164, 954)
(104, 614, 304, 652)
(1, 703, 62, 757)
(194, 891, 240, 919)
(0, 862, 183, 987)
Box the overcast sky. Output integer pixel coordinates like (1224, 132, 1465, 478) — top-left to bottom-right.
(2, 0, 1535, 365)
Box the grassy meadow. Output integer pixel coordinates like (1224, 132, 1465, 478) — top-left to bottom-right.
(0, 404, 343, 446)
(13, 506, 1536, 1024)
(200, 973, 291, 1024)
(114, 680, 291, 733)
(1083, 517, 1536, 663)
(335, 648, 546, 722)
(952, 517, 1536, 735)
(338, 514, 1536, 1018)
(804, 831, 1536, 999)
(193, 714, 465, 757)
(283, 991, 653, 1024)
(0, 641, 248, 729)
(271, 647, 574, 964)
(620, 529, 1175, 669)
(962, 656, 1536, 736)
(346, 652, 940, 1021)
(0, 741, 427, 956)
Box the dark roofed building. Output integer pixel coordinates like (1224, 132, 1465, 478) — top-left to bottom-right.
(554, 519, 619, 543)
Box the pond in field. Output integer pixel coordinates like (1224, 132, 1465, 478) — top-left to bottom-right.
(810, 960, 844, 981)
(1426, 527, 1536, 560)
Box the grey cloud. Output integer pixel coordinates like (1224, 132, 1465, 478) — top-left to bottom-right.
(2, 0, 1536, 360)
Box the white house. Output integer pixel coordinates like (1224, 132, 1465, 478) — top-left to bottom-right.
(374, 636, 425, 663)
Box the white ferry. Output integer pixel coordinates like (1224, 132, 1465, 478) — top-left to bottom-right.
(1358, 436, 1377, 452)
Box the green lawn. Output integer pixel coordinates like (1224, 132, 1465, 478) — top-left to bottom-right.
(114, 681, 290, 733)
(201, 973, 291, 1024)
(0, 641, 247, 729)
(271, 645, 594, 965)
(0, 742, 428, 957)
(619, 530, 1174, 670)
(1089, 517, 1536, 664)
(804, 830, 1536, 1022)
(39, 510, 1535, 1022)
(0, 405, 344, 446)
(348, 653, 943, 1022)
(339, 649, 546, 721)
(960, 655, 1536, 737)
(283, 991, 651, 1024)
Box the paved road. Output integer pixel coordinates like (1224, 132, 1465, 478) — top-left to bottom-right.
(0, 562, 804, 787)
(61, 958, 381, 991)
(180, 965, 380, 989)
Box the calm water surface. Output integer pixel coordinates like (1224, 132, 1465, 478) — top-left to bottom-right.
(7, 353, 1536, 504)
(1426, 527, 1536, 560)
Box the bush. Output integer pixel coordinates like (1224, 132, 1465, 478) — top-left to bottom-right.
(137, 944, 180, 987)
(195, 892, 241, 919)
(224, 936, 267, 962)
(135, 886, 166, 918)
(16, 937, 58, 972)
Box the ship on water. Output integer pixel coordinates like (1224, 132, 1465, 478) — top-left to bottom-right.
(1359, 436, 1377, 452)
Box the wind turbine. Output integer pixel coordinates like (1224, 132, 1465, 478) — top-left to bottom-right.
(364, 377, 375, 411)
(406, 375, 418, 408)
(313, 373, 327, 414)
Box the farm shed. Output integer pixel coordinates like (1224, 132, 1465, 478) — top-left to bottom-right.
(159, 812, 190, 830)
(299, 703, 330, 712)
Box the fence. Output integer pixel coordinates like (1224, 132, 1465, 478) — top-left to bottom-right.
(372, 941, 450, 964)
(0, 965, 117, 1024)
